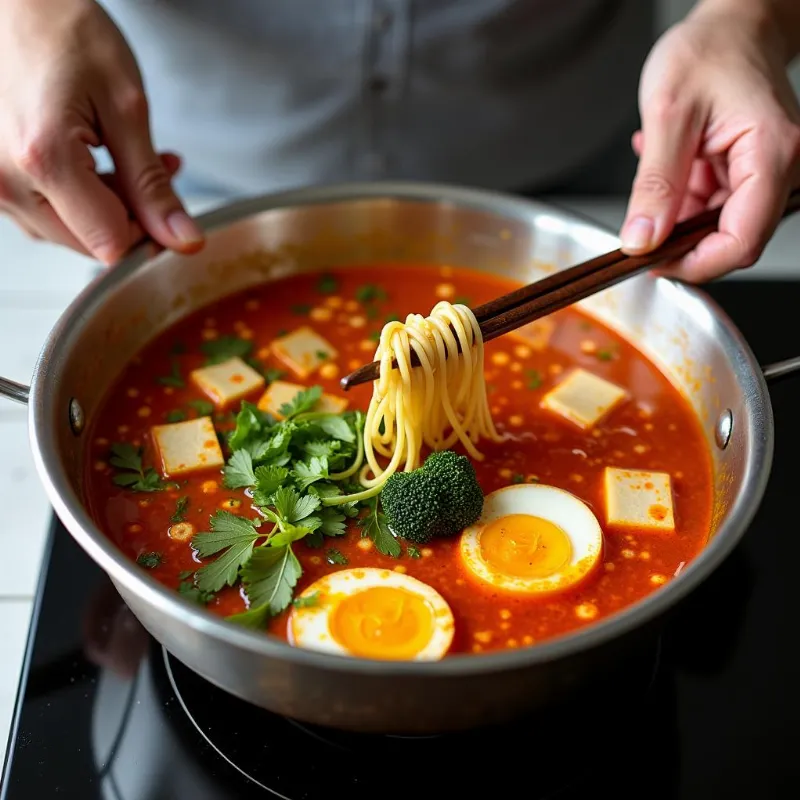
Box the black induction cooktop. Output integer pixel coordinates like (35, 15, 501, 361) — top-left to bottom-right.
(3, 281, 800, 799)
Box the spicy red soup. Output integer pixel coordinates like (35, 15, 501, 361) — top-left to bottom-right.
(84, 264, 713, 655)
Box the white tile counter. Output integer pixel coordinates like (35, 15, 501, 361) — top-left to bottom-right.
(1, 194, 799, 758)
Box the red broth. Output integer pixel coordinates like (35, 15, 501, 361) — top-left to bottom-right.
(84, 264, 713, 654)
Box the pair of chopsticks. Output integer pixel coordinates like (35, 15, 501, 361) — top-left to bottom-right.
(340, 187, 800, 390)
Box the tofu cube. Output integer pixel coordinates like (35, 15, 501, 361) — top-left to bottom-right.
(511, 317, 555, 351)
(151, 417, 224, 478)
(541, 368, 627, 430)
(604, 468, 675, 533)
(257, 380, 348, 419)
(190, 357, 264, 409)
(270, 326, 338, 379)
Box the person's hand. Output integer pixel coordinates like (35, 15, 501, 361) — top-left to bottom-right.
(620, 0, 800, 282)
(0, 0, 204, 265)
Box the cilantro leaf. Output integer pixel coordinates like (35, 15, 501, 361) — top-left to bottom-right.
(137, 552, 163, 569)
(271, 487, 320, 523)
(326, 548, 348, 565)
(320, 507, 346, 537)
(301, 439, 342, 459)
(230, 544, 302, 624)
(109, 442, 141, 473)
(357, 498, 401, 557)
(268, 520, 321, 548)
(165, 409, 187, 423)
(525, 369, 542, 390)
(407, 545, 422, 559)
(157, 358, 184, 388)
(170, 496, 190, 523)
(201, 335, 253, 365)
(223, 449, 257, 489)
(315, 414, 355, 443)
(189, 399, 215, 417)
(193, 512, 263, 592)
(264, 368, 285, 383)
(228, 402, 274, 452)
(279, 385, 322, 419)
(251, 422, 294, 465)
(178, 579, 216, 605)
(293, 591, 320, 608)
(109, 443, 167, 493)
(292, 455, 329, 491)
(252, 465, 290, 505)
(178, 569, 194, 580)
(317, 273, 339, 294)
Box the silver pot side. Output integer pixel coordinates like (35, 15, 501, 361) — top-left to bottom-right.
(6, 182, 776, 732)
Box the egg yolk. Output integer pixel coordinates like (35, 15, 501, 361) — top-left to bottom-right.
(479, 514, 572, 578)
(329, 586, 435, 660)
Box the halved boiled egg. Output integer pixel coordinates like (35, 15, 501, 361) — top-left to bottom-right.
(288, 568, 455, 661)
(460, 484, 603, 595)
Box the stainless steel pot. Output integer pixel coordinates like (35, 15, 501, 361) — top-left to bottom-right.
(2, 183, 798, 734)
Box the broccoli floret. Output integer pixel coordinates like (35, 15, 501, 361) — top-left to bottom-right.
(380, 450, 484, 545)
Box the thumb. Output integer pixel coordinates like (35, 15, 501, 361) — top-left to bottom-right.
(103, 92, 204, 254)
(620, 102, 702, 255)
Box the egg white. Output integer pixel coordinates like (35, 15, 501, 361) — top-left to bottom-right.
(288, 567, 455, 661)
(460, 484, 603, 595)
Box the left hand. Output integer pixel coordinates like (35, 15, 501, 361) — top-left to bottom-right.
(619, 1, 800, 282)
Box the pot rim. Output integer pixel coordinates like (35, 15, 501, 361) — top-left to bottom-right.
(27, 181, 775, 677)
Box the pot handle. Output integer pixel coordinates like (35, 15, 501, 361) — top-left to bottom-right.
(762, 356, 800, 385)
(0, 376, 30, 405)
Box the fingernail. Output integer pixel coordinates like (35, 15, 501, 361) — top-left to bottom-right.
(166, 211, 204, 245)
(620, 216, 655, 252)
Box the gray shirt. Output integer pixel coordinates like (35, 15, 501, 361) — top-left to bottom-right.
(100, 0, 654, 199)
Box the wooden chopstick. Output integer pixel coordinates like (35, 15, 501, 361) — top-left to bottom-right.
(340, 187, 800, 390)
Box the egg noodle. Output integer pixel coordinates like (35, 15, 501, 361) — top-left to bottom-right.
(354, 300, 502, 491)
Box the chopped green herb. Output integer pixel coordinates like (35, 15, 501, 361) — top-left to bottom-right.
(165, 409, 187, 423)
(454, 296, 472, 306)
(170, 496, 190, 523)
(315, 350, 329, 361)
(201, 335, 253, 365)
(293, 591, 320, 608)
(290, 304, 312, 315)
(355, 284, 387, 304)
(384, 313, 401, 324)
(511, 473, 525, 484)
(357, 496, 401, 557)
(192, 512, 263, 592)
(525, 369, 542, 390)
(316, 274, 339, 294)
(326, 548, 348, 565)
(596, 349, 615, 362)
(368, 331, 381, 342)
(264, 368, 285, 383)
(178, 578, 216, 605)
(137, 552, 163, 569)
(157, 358, 185, 388)
(178, 569, 194, 580)
(109, 443, 167, 493)
(365, 305, 379, 320)
(407, 545, 422, 559)
(188, 399, 215, 417)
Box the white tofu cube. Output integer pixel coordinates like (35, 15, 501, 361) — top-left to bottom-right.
(270, 326, 338, 379)
(190, 357, 264, 409)
(604, 468, 675, 533)
(511, 317, 555, 351)
(541, 368, 627, 430)
(151, 417, 224, 478)
(257, 380, 348, 419)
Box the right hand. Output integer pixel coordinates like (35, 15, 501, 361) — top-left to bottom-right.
(0, 0, 205, 265)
